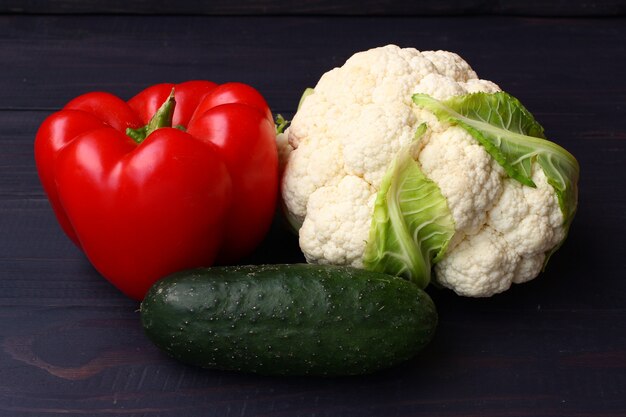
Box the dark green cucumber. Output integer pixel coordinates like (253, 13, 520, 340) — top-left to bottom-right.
(140, 264, 437, 376)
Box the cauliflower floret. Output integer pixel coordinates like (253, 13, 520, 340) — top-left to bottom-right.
(414, 74, 468, 101)
(339, 102, 417, 186)
(513, 255, 546, 284)
(489, 168, 565, 255)
(419, 50, 478, 82)
(417, 126, 505, 236)
(299, 176, 376, 268)
(435, 165, 565, 296)
(464, 78, 501, 94)
(435, 226, 518, 297)
(282, 137, 343, 224)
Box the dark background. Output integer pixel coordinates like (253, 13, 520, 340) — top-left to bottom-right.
(1, 1, 625, 416)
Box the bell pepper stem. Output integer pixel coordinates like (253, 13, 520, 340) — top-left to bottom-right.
(126, 88, 179, 144)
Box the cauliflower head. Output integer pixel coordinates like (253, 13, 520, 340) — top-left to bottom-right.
(281, 45, 578, 297)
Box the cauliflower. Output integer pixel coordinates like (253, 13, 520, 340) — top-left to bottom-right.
(281, 45, 579, 297)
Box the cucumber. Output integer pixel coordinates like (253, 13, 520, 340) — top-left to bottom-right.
(140, 264, 437, 376)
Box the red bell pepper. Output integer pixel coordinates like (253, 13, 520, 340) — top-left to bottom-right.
(35, 81, 279, 300)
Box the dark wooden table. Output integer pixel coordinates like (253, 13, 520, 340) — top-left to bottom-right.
(1, 5, 625, 417)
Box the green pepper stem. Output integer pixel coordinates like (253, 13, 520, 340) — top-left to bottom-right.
(126, 88, 178, 144)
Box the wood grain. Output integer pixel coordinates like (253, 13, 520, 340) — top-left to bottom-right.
(0, 0, 625, 17)
(0, 13, 624, 417)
